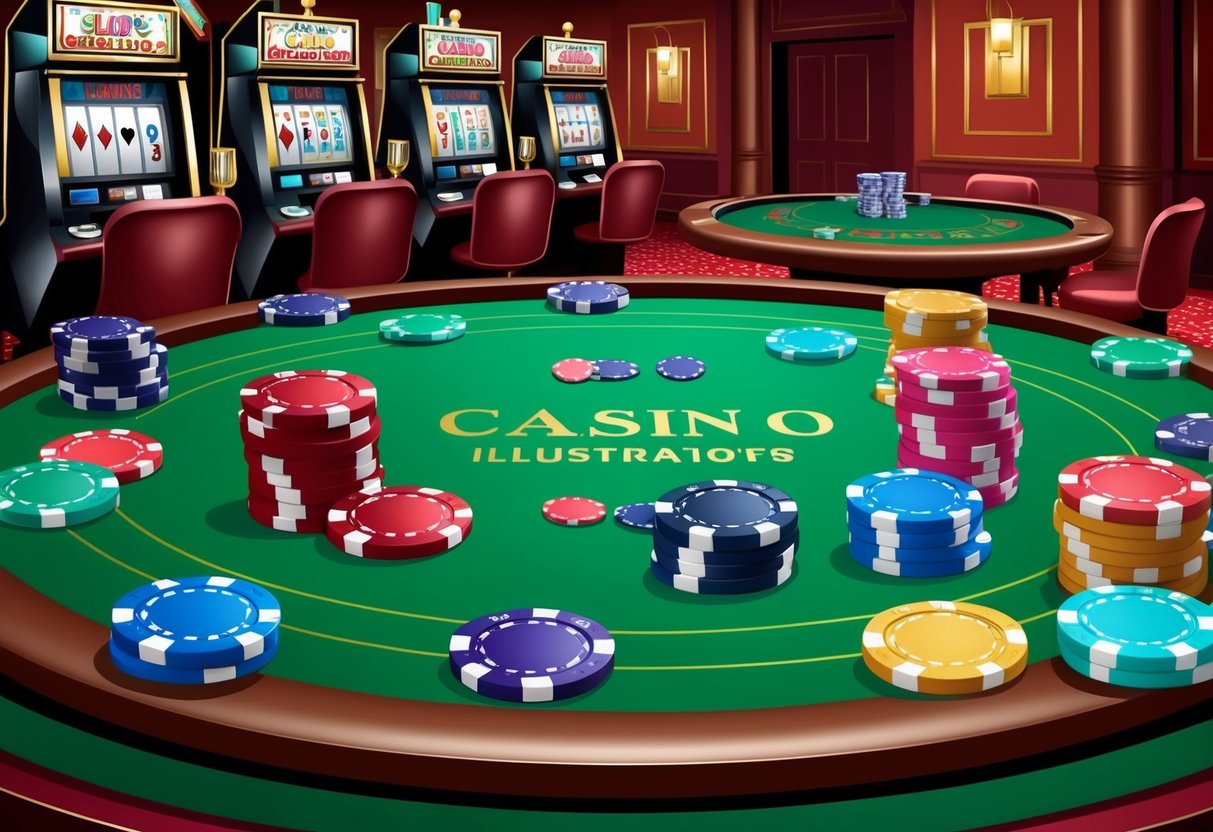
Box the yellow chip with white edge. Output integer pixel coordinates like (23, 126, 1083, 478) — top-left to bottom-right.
(862, 600, 1029, 695)
(884, 289, 988, 325)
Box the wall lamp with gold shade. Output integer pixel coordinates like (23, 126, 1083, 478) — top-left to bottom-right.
(985, 0, 1026, 97)
(652, 26, 681, 104)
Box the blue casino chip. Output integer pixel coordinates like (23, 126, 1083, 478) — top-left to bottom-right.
(1057, 585, 1213, 674)
(592, 360, 640, 381)
(58, 363, 165, 389)
(58, 371, 168, 401)
(55, 343, 168, 376)
(108, 634, 278, 685)
(846, 518, 983, 550)
(110, 576, 283, 669)
(613, 502, 656, 529)
(652, 541, 794, 580)
(648, 551, 795, 595)
(845, 468, 983, 534)
(655, 355, 705, 381)
(654, 480, 798, 552)
(849, 531, 993, 576)
(258, 293, 351, 326)
(55, 338, 157, 364)
(848, 528, 991, 564)
(58, 384, 168, 411)
(765, 326, 858, 363)
(448, 608, 615, 703)
(50, 316, 156, 353)
(546, 281, 630, 314)
(1155, 412, 1213, 462)
(653, 526, 800, 565)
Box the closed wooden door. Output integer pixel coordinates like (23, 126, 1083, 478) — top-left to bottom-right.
(786, 39, 897, 193)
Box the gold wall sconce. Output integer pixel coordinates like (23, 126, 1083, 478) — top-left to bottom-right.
(653, 26, 681, 104)
(985, 0, 1026, 97)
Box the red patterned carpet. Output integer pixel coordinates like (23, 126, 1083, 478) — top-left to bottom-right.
(627, 221, 1213, 349)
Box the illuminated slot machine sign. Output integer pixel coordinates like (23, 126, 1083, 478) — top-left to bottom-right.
(50, 0, 178, 61)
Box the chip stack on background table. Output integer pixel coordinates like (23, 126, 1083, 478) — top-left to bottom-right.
(881, 171, 907, 219)
(650, 480, 798, 594)
(547, 281, 630, 314)
(51, 316, 169, 411)
(239, 370, 382, 533)
(109, 576, 281, 685)
(893, 347, 1021, 508)
(1057, 585, 1213, 688)
(846, 468, 991, 577)
(257, 293, 351, 327)
(856, 173, 885, 218)
(878, 289, 991, 407)
(1090, 336, 1194, 379)
(1053, 455, 1212, 596)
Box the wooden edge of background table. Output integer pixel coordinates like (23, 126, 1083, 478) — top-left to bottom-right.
(676, 196, 1115, 280)
(0, 276, 1210, 801)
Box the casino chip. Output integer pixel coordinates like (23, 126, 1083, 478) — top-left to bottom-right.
(552, 358, 595, 383)
(40, 429, 163, 484)
(1057, 456, 1211, 526)
(653, 527, 800, 566)
(110, 576, 281, 669)
(655, 355, 705, 381)
(547, 281, 630, 314)
(1052, 498, 1208, 544)
(653, 542, 794, 580)
(449, 608, 615, 702)
(0, 460, 120, 528)
(108, 634, 278, 685)
(58, 384, 168, 412)
(892, 347, 1010, 392)
(380, 313, 466, 343)
(765, 327, 858, 363)
(543, 496, 607, 526)
(862, 600, 1029, 694)
(1090, 336, 1193, 379)
(884, 289, 987, 325)
(849, 528, 991, 564)
(848, 520, 982, 551)
(849, 532, 992, 577)
(50, 316, 156, 353)
(1058, 644, 1213, 689)
(591, 360, 640, 381)
(258, 293, 351, 326)
(654, 480, 798, 552)
(240, 370, 377, 430)
(56, 340, 160, 369)
(613, 502, 656, 529)
(846, 469, 983, 534)
(326, 485, 473, 558)
(1155, 413, 1213, 462)
(649, 552, 794, 595)
(873, 376, 896, 407)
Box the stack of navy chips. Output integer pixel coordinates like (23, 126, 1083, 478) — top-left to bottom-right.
(882, 171, 907, 219)
(856, 173, 885, 218)
(51, 316, 168, 411)
(649, 480, 799, 595)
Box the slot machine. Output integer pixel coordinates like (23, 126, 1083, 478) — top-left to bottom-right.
(1, 0, 211, 342)
(217, 0, 373, 298)
(375, 12, 513, 271)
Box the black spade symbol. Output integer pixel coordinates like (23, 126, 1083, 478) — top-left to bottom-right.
(120, 127, 136, 146)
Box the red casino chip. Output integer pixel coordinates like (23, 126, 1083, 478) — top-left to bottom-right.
(240, 418, 382, 459)
(39, 429, 163, 484)
(239, 370, 378, 431)
(241, 411, 376, 445)
(247, 465, 385, 506)
(1057, 455, 1212, 526)
(246, 493, 329, 534)
(552, 358, 595, 384)
(892, 347, 1011, 392)
(245, 442, 378, 476)
(326, 485, 474, 558)
(542, 496, 608, 526)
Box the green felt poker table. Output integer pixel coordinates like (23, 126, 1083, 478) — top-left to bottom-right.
(1, 277, 1212, 831)
(678, 195, 1114, 302)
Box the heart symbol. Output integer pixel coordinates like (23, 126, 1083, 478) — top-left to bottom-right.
(120, 127, 136, 146)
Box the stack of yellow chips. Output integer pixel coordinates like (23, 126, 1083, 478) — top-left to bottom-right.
(877, 289, 991, 407)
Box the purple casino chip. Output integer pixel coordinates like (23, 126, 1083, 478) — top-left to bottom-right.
(592, 360, 640, 381)
(258, 293, 351, 326)
(613, 502, 656, 529)
(1155, 412, 1213, 462)
(448, 608, 615, 702)
(655, 355, 705, 381)
(546, 281, 630, 314)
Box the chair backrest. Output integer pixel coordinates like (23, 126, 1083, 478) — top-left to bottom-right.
(468, 170, 555, 269)
(1135, 197, 1206, 311)
(308, 179, 419, 288)
(597, 160, 666, 242)
(95, 196, 241, 320)
(964, 173, 1040, 205)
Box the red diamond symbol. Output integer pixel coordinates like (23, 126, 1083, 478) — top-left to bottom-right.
(72, 122, 87, 151)
(278, 124, 295, 151)
(97, 125, 112, 149)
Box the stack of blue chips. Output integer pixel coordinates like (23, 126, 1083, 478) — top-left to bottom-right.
(856, 173, 884, 218)
(546, 281, 630, 314)
(881, 171, 908, 219)
(51, 316, 168, 411)
(109, 576, 281, 685)
(845, 468, 992, 578)
(649, 480, 799, 595)
(258, 293, 351, 326)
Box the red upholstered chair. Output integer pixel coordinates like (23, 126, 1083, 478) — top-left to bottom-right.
(299, 179, 419, 291)
(572, 160, 666, 274)
(94, 196, 241, 321)
(964, 173, 1041, 205)
(1058, 198, 1206, 334)
(450, 170, 556, 276)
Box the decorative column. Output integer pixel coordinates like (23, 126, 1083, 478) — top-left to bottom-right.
(1094, 0, 1163, 269)
(732, 0, 764, 195)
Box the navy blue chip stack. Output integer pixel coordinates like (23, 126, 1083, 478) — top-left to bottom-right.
(845, 468, 992, 578)
(51, 316, 169, 411)
(650, 480, 799, 594)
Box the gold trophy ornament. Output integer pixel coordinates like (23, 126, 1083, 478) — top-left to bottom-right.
(517, 136, 536, 170)
(210, 148, 237, 196)
(386, 140, 410, 179)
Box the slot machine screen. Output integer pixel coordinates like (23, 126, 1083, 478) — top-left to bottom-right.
(268, 84, 355, 169)
(551, 89, 606, 153)
(59, 81, 174, 179)
(427, 87, 498, 160)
